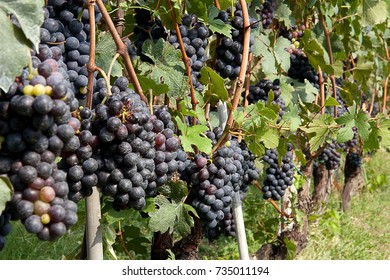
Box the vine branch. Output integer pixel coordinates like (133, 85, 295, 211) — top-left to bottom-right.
(96, 0, 147, 103)
(167, 0, 198, 125)
(317, 2, 338, 118)
(212, 0, 251, 153)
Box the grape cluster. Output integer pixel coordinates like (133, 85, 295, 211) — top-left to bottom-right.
(168, 14, 211, 92)
(280, 25, 305, 42)
(345, 127, 362, 168)
(152, 107, 187, 191)
(258, 0, 276, 29)
(214, 3, 258, 80)
(85, 78, 158, 211)
(288, 51, 321, 89)
(317, 141, 341, 170)
(0, 64, 79, 240)
(0, 209, 12, 251)
(247, 78, 286, 119)
(39, 0, 103, 100)
(182, 128, 259, 240)
(262, 144, 294, 201)
(346, 152, 362, 168)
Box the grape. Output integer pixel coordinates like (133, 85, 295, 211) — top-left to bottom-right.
(262, 145, 294, 201)
(24, 214, 44, 234)
(181, 127, 259, 240)
(259, 0, 276, 29)
(214, 3, 258, 80)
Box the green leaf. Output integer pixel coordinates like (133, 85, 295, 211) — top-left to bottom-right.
(95, 32, 122, 77)
(337, 126, 355, 143)
(139, 39, 188, 99)
(0, 10, 30, 92)
(280, 82, 294, 106)
(186, 0, 208, 20)
(121, 225, 151, 256)
(360, 0, 388, 26)
(284, 237, 297, 260)
(324, 97, 340, 107)
(260, 128, 279, 149)
(301, 29, 334, 75)
(252, 32, 270, 58)
(275, 3, 295, 26)
(282, 104, 301, 132)
(0, 0, 44, 50)
(137, 75, 169, 96)
(148, 195, 198, 238)
(336, 102, 370, 142)
(0, 175, 13, 215)
(365, 121, 380, 151)
(176, 117, 212, 155)
(157, 0, 181, 30)
(274, 37, 292, 73)
(158, 181, 188, 204)
(207, 6, 232, 38)
(376, 118, 390, 149)
(300, 114, 337, 152)
(353, 61, 374, 92)
(199, 67, 229, 104)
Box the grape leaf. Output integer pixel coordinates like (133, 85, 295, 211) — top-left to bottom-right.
(335, 102, 370, 142)
(301, 30, 334, 75)
(199, 66, 229, 104)
(139, 39, 188, 100)
(0, 10, 30, 92)
(274, 37, 292, 73)
(137, 74, 169, 96)
(207, 6, 232, 38)
(282, 104, 301, 132)
(0, 175, 13, 215)
(337, 126, 355, 143)
(175, 117, 212, 155)
(148, 195, 198, 238)
(275, 3, 295, 27)
(300, 114, 337, 152)
(156, 0, 181, 30)
(0, 0, 44, 50)
(376, 117, 390, 149)
(252, 32, 270, 58)
(158, 181, 188, 204)
(360, 0, 388, 26)
(324, 97, 340, 107)
(186, 1, 208, 21)
(121, 225, 151, 256)
(95, 32, 122, 77)
(353, 61, 374, 92)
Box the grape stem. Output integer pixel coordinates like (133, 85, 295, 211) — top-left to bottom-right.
(96, 0, 147, 104)
(382, 76, 389, 114)
(214, 0, 221, 10)
(318, 66, 325, 115)
(368, 85, 377, 115)
(166, 0, 198, 126)
(317, 3, 337, 118)
(107, 53, 120, 81)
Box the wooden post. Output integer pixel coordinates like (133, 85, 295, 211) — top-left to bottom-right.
(85, 186, 103, 259)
